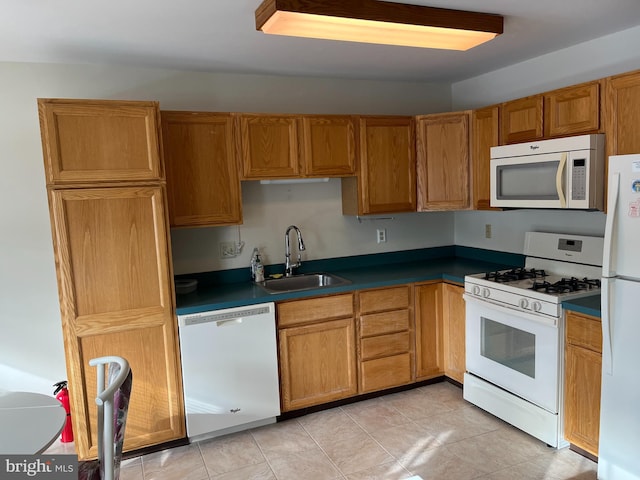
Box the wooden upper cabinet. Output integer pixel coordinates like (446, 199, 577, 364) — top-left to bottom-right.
(38, 99, 162, 185)
(48, 185, 184, 459)
(342, 116, 416, 215)
(471, 106, 500, 210)
(301, 115, 356, 177)
(161, 111, 242, 227)
(604, 69, 640, 158)
(239, 114, 300, 179)
(500, 95, 543, 144)
(544, 81, 601, 137)
(416, 112, 470, 211)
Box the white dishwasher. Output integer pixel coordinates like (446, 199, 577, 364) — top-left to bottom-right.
(177, 302, 280, 441)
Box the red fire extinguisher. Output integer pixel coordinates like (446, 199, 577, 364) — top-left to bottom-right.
(53, 381, 74, 443)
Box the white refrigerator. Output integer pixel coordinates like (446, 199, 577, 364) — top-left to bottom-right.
(599, 154, 640, 480)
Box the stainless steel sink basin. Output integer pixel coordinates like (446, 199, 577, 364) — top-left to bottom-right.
(258, 272, 351, 294)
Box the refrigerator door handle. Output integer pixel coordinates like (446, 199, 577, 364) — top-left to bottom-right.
(601, 277, 613, 375)
(602, 172, 620, 277)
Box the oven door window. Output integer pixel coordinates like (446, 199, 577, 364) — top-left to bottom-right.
(481, 318, 535, 378)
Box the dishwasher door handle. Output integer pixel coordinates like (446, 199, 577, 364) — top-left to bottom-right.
(216, 318, 243, 327)
(178, 304, 273, 327)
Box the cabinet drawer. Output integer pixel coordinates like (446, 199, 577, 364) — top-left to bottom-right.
(360, 353, 412, 393)
(277, 293, 353, 328)
(566, 313, 602, 353)
(359, 286, 410, 313)
(360, 310, 410, 337)
(361, 331, 411, 360)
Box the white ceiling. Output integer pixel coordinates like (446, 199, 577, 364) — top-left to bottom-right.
(3, 0, 640, 83)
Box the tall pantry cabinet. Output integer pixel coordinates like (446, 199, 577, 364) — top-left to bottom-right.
(38, 99, 185, 460)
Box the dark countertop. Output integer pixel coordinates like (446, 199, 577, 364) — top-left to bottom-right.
(562, 294, 601, 318)
(176, 254, 520, 315)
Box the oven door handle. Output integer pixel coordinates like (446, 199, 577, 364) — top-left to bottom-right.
(463, 294, 558, 327)
(555, 153, 567, 208)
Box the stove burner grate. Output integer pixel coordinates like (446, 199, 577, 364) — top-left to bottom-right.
(484, 268, 547, 283)
(530, 277, 601, 294)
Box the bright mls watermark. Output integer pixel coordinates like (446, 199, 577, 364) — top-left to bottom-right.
(0, 455, 77, 479)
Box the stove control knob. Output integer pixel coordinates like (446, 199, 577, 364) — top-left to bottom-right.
(519, 298, 529, 309)
(482, 288, 490, 298)
(532, 301, 542, 312)
(473, 286, 481, 296)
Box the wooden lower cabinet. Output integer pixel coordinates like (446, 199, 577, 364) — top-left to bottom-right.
(277, 294, 357, 412)
(564, 311, 602, 457)
(357, 286, 414, 393)
(414, 283, 444, 380)
(442, 283, 466, 384)
(276, 281, 463, 412)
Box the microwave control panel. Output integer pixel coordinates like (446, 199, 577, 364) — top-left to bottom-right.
(571, 158, 586, 200)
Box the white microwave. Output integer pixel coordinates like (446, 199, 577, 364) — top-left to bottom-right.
(490, 134, 605, 210)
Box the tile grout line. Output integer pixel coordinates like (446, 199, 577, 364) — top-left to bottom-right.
(247, 427, 288, 480)
(338, 403, 416, 478)
(294, 414, 350, 480)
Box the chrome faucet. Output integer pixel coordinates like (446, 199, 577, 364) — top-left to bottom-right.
(284, 225, 305, 277)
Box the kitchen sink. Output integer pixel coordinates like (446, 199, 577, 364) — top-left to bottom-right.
(258, 272, 351, 294)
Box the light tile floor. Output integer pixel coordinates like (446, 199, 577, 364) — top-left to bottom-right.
(47, 382, 598, 480)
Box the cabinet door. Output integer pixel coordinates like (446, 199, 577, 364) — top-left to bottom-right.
(442, 283, 465, 384)
(347, 116, 416, 215)
(501, 95, 543, 144)
(414, 283, 444, 380)
(161, 111, 242, 227)
(417, 112, 470, 211)
(302, 115, 356, 177)
(564, 345, 602, 456)
(604, 69, 640, 158)
(471, 106, 500, 210)
(544, 81, 601, 137)
(564, 311, 602, 457)
(279, 318, 357, 411)
(48, 186, 184, 459)
(239, 114, 300, 179)
(38, 99, 162, 185)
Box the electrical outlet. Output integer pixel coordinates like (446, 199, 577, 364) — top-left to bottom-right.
(219, 241, 237, 258)
(376, 228, 387, 243)
(485, 224, 492, 239)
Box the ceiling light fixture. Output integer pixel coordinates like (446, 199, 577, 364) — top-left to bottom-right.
(255, 0, 503, 51)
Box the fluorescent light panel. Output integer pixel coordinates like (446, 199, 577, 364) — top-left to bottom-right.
(256, 0, 503, 51)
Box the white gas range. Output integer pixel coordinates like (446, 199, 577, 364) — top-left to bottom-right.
(463, 232, 603, 448)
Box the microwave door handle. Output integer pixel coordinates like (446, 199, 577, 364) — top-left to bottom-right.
(555, 153, 567, 208)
